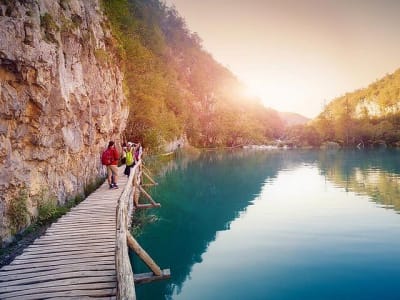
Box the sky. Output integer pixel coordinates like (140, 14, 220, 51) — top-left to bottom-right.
(165, 0, 400, 118)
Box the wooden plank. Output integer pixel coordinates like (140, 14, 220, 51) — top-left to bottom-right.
(1, 256, 114, 271)
(13, 251, 114, 264)
(41, 232, 115, 239)
(17, 252, 114, 261)
(142, 170, 158, 185)
(49, 222, 114, 228)
(134, 269, 171, 284)
(25, 243, 115, 252)
(135, 203, 161, 209)
(30, 239, 115, 247)
(0, 264, 115, 282)
(0, 282, 116, 299)
(140, 183, 157, 187)
(0, 261, 115, 277)
(0, 276, 116, 294)
(139, 186, 161, 207)
(0, 287, 116, 300)
(1, 270, 115, 289)
(32, 237, 115, 247)
(45, 225, 114, 232)
(127, 231, 162, 276)
(44, 230, 115, 238)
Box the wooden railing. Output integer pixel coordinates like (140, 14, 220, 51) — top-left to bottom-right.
(115, 159, 170, 299)
(115, 160, 141, 300)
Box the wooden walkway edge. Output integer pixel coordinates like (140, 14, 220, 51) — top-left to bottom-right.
(0, 166, 131, 300)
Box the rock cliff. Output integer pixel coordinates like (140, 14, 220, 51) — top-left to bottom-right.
(0, 0, 128, 245)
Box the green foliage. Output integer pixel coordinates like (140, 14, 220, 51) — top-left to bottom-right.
(35, 189, 66, 225)
(101, 0, 285, 151)
(130, 209, 158, 237)
(94, 49, 111, 66)
(40, 13, 59, 43)
(285, 68, 400, 148)
(7, 189, 30, 234)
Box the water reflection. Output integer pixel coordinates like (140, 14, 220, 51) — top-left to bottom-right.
(318, 149, 400, 212)
(134, 150, 288, 299)
(133, 149, 400, 300)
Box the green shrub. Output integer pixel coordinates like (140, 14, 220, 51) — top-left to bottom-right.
(40, 12, 59, 43)
(35, 190, 61, 225)
(7, 189, 30, 234)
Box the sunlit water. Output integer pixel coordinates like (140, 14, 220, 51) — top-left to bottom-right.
(132, 149, 400, 300)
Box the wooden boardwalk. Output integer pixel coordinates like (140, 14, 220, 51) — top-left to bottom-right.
(0, 168, 129, 300)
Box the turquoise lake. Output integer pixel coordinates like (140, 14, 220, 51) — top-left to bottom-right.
(131, 149, 400, 300)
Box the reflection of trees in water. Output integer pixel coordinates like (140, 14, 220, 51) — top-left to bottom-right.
(318, 149, 400, 212)
(135, 149, 293, 299)
(136, 149, 400, 299)
(135, 149, 337, 299)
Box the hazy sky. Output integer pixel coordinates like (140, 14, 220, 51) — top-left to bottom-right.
(165, 0, 400, 118)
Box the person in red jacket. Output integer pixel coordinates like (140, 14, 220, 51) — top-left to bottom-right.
(106, 141, 119, 189)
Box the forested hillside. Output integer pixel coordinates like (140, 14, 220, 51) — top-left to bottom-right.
(101, 0, 284, 150)
(285, 68, 400, 147)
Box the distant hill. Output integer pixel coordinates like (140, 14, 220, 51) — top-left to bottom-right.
(309, 67, 400, 146)
(278, 112, 310, 126)
(321, 68, 400, 120)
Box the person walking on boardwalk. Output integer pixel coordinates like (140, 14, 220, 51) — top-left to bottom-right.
(101, 141, 120, 189)
(124, 142, 134, 177)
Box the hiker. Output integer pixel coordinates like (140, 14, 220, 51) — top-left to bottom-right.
(124, 142, 135, 177)
(134, 142, 142, 163)
(101, 141, 119, 189)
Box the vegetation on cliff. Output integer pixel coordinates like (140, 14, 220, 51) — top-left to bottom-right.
(285, 68, 400, 148)
(101, 0, 284, 150)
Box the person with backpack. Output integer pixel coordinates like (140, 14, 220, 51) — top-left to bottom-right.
(101, 141, 120, 189)
(123, 142, 134, 177)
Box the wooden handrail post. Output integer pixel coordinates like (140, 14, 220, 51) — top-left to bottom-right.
(127, 231, 162, 276)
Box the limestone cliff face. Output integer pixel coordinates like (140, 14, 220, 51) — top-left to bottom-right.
(0, 0, 128, 245)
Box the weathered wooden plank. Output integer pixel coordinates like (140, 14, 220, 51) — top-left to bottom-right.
(0, 282, 116, 299)
(127, 231, 162, 276)
(0, 275, 116, 294)
(49, 223, 114, 229)
(69, 208, 115, 213)
(44, 231, 115, 238)
(139, 185, 161, 207)
(46, 226, 113, 232)
(1, 287, 116, 300)
(0, 264, 115, 282)
(142, 170, 157, 185)
(13, 251, 114, 264)
(0, 270, 115, 289)
(31, 240, 115, 249)
(40, 233, 115, 240)
(17, 249, 115, 261)
(31, 239, 115, 247)
(0, 261, 115, 277)
(134, 269, 171, 284)
(1, 256, 114, 271)
(60, 215, 115, 220)
(135, 203, 161, 209)
(24, 243, 115, 253)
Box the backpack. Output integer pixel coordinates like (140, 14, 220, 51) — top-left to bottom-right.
(125, 150, 134, 166)
(101, 148, 114, 165)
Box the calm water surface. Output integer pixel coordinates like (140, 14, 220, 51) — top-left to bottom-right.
(132, 149, 400, 300)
